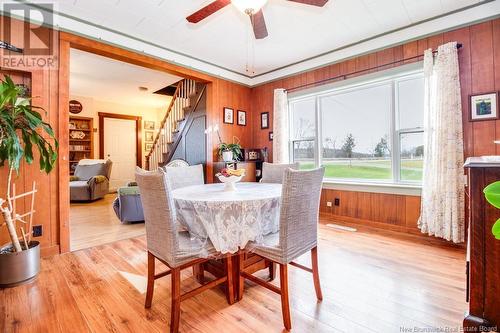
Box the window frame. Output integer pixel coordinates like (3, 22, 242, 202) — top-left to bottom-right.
(288, 68, 424, 186)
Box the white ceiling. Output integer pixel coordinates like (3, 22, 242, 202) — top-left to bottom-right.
(70, 48, 182, 108)
(13, 1, 500, 84)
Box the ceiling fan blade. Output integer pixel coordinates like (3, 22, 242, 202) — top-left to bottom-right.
(186, 0, 231, 23)
(251, 9, 268, 39)
(287, 0, 329, 6)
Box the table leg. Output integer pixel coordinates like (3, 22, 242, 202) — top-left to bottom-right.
(193, 263, 205, 284)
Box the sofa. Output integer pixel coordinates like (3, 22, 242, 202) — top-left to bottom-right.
(70, 159, 113, 201)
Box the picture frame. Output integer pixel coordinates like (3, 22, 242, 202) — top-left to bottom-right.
(269, 131, 274, 141)
(145, 143, 153, 151)
(470, 92, 498, 121)
(145, 131, 154, 142)
(261, 112, 269, 129)
(223, 107, 234, 124)
(237, 110, 246, 126)
(144, 120, 155, 130)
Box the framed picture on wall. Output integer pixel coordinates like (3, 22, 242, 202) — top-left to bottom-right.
(237, 110, 246, 126)
(470, 92, 498, 121)
(261, 112, 269, 129)
(223, 107, 234, 124)
(144, 121, 155, 130)
(269, 131, 274, 141)
(145, 131, 154, 142)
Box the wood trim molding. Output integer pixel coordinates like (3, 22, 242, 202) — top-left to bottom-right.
(98, 112, 142, 168)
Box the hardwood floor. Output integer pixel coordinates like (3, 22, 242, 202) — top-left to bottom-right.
(70, 194, 145, 251)
(0, 220, 466, 333)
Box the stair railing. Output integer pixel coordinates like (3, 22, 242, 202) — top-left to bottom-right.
(146, 79, 197, 170)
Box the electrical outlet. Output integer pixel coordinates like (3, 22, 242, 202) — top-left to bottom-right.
(326, 201, 332, 207)
(334, 198, 340, 206)
(32, 225, 43, 237)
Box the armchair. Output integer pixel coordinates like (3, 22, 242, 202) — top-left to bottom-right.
(70, 159, 113, 201)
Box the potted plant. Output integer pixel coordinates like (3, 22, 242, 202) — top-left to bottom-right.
(213, 125, 242, 162)
(484, 181, 500, 240)
(0, 75, 58, 287)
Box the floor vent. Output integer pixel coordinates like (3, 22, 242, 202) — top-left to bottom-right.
(326, 224, 357, 232)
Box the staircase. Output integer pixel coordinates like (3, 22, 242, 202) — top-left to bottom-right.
(146, 79, 205, 170)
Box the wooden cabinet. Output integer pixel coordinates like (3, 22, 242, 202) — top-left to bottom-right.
(69, 116, 94, 174)
(464, 157, 500, 331)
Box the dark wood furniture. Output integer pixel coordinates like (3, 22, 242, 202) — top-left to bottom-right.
(464, 157, 500, 331)
(146, 251, 235, 333)
(69, 116, 94, 175)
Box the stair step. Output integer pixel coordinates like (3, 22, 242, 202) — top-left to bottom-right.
(176, 118, 186, 123)
(172, 129, 179, 134)
(183, 106, 191, 112)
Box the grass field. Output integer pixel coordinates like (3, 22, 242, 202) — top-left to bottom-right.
(299, 159, 423, 181)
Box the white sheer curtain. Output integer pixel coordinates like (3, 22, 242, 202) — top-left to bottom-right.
(273, 88, 289, 163)
(418, 42, 465, 243)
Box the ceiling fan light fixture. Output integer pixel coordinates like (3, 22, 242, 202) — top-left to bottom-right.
(232, 0, 268, 15)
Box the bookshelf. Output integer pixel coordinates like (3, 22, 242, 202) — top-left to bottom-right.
(69, 116, 94, 174)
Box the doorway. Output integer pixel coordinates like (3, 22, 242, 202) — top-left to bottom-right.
(99, 112, 142, 190)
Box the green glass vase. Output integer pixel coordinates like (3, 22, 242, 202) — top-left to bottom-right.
(483, 181, 500, 240)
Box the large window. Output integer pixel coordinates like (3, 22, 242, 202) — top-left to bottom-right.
(289, 70, 424, 185)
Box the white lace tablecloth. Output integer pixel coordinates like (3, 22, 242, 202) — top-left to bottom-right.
(172, 182, 282, 254)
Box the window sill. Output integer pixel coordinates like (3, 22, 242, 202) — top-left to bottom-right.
(322, 180, 422, 196)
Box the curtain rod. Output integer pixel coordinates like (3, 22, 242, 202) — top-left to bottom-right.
(285, 43, 463, 93)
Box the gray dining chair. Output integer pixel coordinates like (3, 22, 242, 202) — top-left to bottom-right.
(239, 167, 325, 331)
(260, 162, 300, 184)
(164, 164, 204, 190)
(135, 167, 234, 333)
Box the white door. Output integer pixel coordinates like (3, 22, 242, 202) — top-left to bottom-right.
(103, 117, 136, 190)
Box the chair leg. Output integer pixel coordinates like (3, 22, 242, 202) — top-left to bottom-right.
(279, 264, 292, 331)
(268, 262, 276, 281)
(238, 252, 245, 301)
(225, 256, 235, 305)
(170, 268, 181, 333)
(311, 246, 323, 301)
(145, 252, 155, 308)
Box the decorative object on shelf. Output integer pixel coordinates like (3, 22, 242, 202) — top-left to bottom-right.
(0, 75, 58, 287)
(483, 181, 500, 239)
(145, 131, 154, 142)
(145, 143, 153, 151)
(69, 130, 86, 140)
(69, 99, 83, 114)
(261, 112, 269, 129)
(79, 122, 89, 129)
(269, 131, 274, 141)
(69, 121, 76, 129)
(237, 110, 246, 126)
(216, 168, 246, 191)
(144, 120, 155, 130)
(470, 92, 498, 121)
(223, 107, 234, 124)
(218, 140, 242, 162)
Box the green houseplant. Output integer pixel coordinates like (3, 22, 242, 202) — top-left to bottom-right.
(0, 75, 58, 286)
(483, 181, 500, 240)
(213, 125, 242, 162)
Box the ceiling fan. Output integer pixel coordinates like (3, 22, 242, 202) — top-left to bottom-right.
(186, 0, 329, 39)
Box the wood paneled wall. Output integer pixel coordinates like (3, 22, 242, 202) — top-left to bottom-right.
(206, 79, 253, 183)
(0, 17, 60, 256)
(250, 19, 500, 235)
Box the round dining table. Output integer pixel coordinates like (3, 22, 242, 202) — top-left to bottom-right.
(171, 182, 282, 254)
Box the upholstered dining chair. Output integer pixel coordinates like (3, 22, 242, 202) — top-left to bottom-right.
(239, 167, 325, 331)
(260, 162, 300, 184)
(164, 164, 204, 190)
(135, 167, 234, 333)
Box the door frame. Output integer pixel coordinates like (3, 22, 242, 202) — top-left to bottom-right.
(98, 112, 142, 168)
(59, 32, 214, 254)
